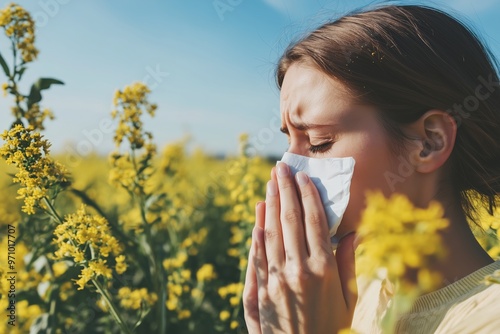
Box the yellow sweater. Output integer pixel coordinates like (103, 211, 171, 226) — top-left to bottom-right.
(351, 260, 500, 333)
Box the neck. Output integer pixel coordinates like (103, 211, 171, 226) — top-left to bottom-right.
(404, 171, 494, 288)
(427, 202, 493, 288)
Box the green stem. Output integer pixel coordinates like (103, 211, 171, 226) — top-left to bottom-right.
(93, 279, 133, 334)
(43, 256, 57, 334)
(231, 259, 246, 320)
(10, 37, 25, 121)
(130, 147, 166, 333)
(43, 197, 64, 224)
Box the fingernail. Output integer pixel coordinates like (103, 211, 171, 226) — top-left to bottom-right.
(267, 180, 278, 196)
(295, 171, 309, 186)
(277, 162, 289, 178)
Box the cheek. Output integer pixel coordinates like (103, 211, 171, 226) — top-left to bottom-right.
(335, 132, 396, 234)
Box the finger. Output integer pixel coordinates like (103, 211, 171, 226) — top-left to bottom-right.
(271, 165, 278, 182)
(253, 225, 268, 289)
(243, 203, 266, 333)
(275, 162, 307, 262)
(336, 232, 358, 312)
(243, 241, 261, 334)
(264, 174, 285, 267)
(255, 201, 265, 229)
(294, 171, 331, 257)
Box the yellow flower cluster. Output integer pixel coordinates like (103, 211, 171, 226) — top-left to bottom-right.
(118, 287, 158, 310)
(53, 205, 125, 290)
(75, 259, 112, 290)
(219, 311, 240, 329)
(216, 136, 268, 264)
(196, 263, 217, 282)
(469, 193, 500, 259)
(356, 192, 449, 292)
(165, 279, 189, 311)
(180, 228, 208, 256)
(0, 299, 42, 334)
(165, 261, 196, 319)
(24, 103, 55, 131)
(160, 140, 187, 177)
(223, 156, 266, 225)
(0, 125, 69, 214)
(108, 153, 137, 189)
(163, 251, 188, 271)
(0, 3, 38, 63)
(115, 255, 127, 274)
(218, 282, 244, 306)
(0, 178, 20, 227)
(109, 82, 157, 195)
(111, 82, 157, 149)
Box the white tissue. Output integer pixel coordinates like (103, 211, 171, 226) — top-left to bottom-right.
(278, 152, 355, 246)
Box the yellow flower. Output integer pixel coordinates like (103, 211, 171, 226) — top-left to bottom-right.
(1, 82, 8, 97)
(163, 252, 188, 270)
(52, 261, 68, 278)
(229, 296, 239, 306)
(191, 288, 203, 299)
(178, 309, 191, 319)
(180, 269, 191, 280)
(54, 205, 123, 260)
(23, 104, 55, 131)
(230, 320, 239, 329)
(119, 287, 158, 310)
(196, 263, 216, 282)
(161, 141, 187, 176)
(109, 82, 157, 199)
(75, 267, 93, 290)
(166, 295, 178, 311)
(59, 282, 73, 301)
(115, 255, 127, 274)
(53, 205, 124, 290)
(0, 125, 70, 214)
(0, 3, 39, 63)
(111, 82, 156, 149)
(356, 191, 449, 292)
(219, 310, 230, 321)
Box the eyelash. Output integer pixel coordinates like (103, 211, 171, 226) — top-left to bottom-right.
(309, 142, 333, 154)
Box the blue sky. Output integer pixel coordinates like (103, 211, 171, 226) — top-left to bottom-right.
(1, 0, 500, 158)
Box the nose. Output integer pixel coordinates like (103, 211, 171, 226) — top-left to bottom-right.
(286, 143, 309, 157)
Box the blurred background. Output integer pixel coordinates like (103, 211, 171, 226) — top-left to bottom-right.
(1, 2, 500, 333)
(1, 0, 499, 158)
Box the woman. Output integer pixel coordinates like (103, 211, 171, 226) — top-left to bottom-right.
(243, 4, 500, 333)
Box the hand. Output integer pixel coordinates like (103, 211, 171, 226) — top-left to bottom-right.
(243, 162, 357, 334)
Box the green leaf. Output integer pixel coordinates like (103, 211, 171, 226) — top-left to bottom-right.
(27, 77, 64, 109)
(0, 51, 10, 77)
(17, 66, 27, 80)
(35, 77, 64, 90)
(27, 85, 41, 109)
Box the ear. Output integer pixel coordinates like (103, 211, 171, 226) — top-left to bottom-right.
(405, 110, 457, 174)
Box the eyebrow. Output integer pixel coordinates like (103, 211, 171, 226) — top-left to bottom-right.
(280, 121, 333, 134)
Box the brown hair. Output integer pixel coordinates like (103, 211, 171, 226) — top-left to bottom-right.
(276, 5, 500, 221)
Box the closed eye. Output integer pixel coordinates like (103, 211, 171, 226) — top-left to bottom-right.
(309, 142, 333, 154)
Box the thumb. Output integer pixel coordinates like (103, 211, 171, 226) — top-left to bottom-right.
(336, 232, 358, 312)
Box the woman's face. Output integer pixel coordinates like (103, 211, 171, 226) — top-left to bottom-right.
(280, 63, 402, 236)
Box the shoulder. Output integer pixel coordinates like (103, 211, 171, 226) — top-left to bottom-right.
(434, 283, 500, 334)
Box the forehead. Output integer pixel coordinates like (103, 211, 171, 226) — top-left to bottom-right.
(280, 63, 353, 125)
